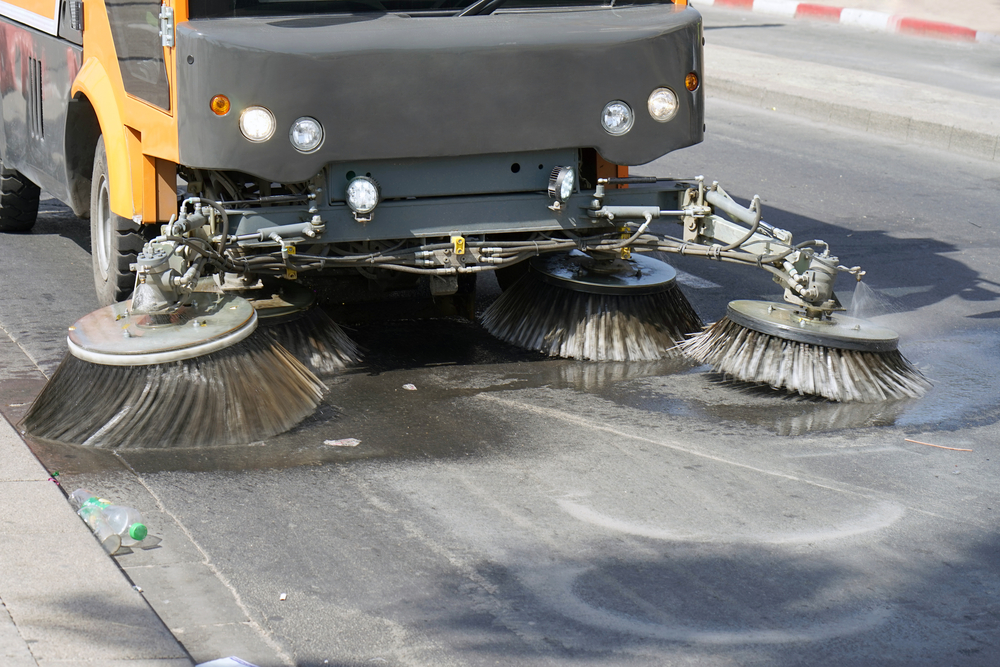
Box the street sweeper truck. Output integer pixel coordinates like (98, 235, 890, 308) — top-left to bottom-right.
(1, 0, 929, 447)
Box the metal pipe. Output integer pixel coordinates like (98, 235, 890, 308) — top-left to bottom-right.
(235, 222, 313, 242)
(588, 205, 661, 220)
(705, 189, 758, 227)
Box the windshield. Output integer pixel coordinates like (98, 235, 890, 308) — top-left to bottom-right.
(188, 0, 676, 19)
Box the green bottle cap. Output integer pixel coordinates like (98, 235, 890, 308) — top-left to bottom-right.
(129, 523, 148, 541)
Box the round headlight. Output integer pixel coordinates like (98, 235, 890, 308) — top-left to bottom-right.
(647, 88, 679, 123)
(289, 117, 324, 153)
(601, 100, 634, 136)
(239, 106, 275, 143)
(346, 176, 380, 214)
(548, 166, 575, 203)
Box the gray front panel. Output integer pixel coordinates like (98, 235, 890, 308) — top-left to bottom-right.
(231, 186, 685, 243)
(176, 5, 703, 183)
(0, 18, 81, 203)
(327, 150, 578, 202)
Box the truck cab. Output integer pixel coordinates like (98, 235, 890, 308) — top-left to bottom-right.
(0, 0, 703, 303)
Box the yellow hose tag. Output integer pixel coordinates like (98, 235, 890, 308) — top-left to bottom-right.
(285, 245, 297, 279)
(619, 227, 631, 259)
(451, 235, 466, 255)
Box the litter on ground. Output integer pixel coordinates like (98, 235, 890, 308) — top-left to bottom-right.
(324, 438, 361, 447)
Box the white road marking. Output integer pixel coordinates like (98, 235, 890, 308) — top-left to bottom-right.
(557, 498, 905, 545)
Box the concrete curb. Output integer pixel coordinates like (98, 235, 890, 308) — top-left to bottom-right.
(705, 43, 1000, 162)
(0, 413, 195, 666)
(699, 0, 1000, 45)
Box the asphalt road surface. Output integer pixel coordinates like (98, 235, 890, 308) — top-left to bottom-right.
(2, 64, 1000, 667)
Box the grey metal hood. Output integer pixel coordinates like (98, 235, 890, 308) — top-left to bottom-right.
(176, 5, 704, 182)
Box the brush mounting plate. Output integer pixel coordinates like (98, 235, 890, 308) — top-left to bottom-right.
(67, 293, 258, 366)
(196, 278, 317, 323)
(530, 251, 678, 296)
(726, 300, 899, 352)
(233, 281, 317, 324)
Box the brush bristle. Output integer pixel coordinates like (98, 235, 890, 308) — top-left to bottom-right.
(680, 317, 931, 402)
(22, 331, 325, 447)
(481, 272, 703, 361)
(264, 308, 360, 375)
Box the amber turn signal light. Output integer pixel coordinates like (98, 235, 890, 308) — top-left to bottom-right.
(210, 95, 231, 116)
(685, 72, 699, 92)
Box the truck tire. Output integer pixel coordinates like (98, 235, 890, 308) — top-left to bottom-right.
(91, 136, 147, 306)
(0, 161, 40, 232)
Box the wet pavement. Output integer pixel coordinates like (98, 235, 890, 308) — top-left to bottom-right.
(2, 100, 1000, 665)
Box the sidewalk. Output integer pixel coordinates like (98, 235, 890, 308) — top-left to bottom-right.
(0, 415, 194, 666)
(699, 0, 1000, 41)
(702, 4, 1000, 162)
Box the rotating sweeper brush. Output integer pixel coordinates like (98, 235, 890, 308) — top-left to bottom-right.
(481, 251, 702, 361)
(671, 179, 929, 402)
(23, 199, 328, 448)
(680, 301, 929, 402)
(23, 292, 324, 447)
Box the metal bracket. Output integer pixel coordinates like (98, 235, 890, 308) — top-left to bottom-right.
(159, 5, 174, 47)
(305, 187, 325, 237)
(284, 244, 297, 280)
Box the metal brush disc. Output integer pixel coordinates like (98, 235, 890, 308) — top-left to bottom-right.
(725, 300, 899, 352)
(67, 293, 257, 366)
(529, 251, 678, 296)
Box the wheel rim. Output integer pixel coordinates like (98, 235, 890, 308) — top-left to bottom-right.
(95, 175, 113, 282)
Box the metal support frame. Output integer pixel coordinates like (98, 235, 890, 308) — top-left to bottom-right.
(142, 176, 864, 318)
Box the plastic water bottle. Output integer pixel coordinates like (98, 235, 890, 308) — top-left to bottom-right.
(69, 488, 120, 552)
(102, 505, 148, 546)
(68, 489, 149, 550)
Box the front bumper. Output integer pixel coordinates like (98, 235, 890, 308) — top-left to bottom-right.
(229, 180, 689, 246)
